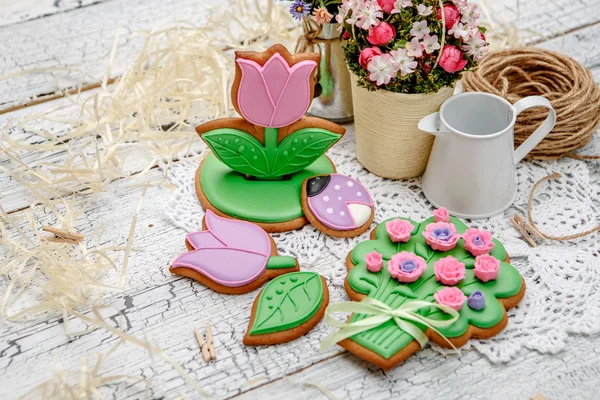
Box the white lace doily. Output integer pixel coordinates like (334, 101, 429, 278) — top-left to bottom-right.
(160, 126, 600, 363)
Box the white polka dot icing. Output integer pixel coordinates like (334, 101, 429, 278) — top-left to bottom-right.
(305, 174, 374, 231)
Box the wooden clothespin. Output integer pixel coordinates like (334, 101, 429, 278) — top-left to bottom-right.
(531, 393, 547, 400)
(510, 213, 544, 248)
(42, 226, 84, 244)
(194, 321, 216, 363)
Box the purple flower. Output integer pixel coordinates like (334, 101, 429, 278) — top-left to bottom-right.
(467, 290, 486, 310)
(422, 222, 460, 251)
(290, 0, 311, 20)
(388, 251, 427, 283)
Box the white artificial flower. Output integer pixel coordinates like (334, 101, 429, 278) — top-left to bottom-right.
(410, 20, 430, 40)
(355, 0, 384, 29)
(452, 0, 467, 9)
(390, 49, 418, 76)
(392, 0, 413, 13)
(462, 33, 488, 61)
(416, 4, 433, 16)
(367, 54, 398, 86)
(461, 3, 480, 26)
(405, 37, 424, 57)
(421, 34, 441, 54)
(448, 22, 471, 40)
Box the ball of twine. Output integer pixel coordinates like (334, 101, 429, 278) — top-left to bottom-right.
(462, 48, 600, 160)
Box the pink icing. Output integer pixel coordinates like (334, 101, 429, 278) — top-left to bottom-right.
(434, 287, 467, 311)
(463, 228, 495, 256)
(422, 222, 460, 251)
(365, 251, 383, 272)
(433, 207, 450, 223)
(388, 251, 427, 283)
(474, 254, 500, 282)
(236, 53, 317, 128)
(433, 256, 466, 286)
(171, 210, 271, 287)
(385, 218, 414, 243)
(306, 174, 374, 231)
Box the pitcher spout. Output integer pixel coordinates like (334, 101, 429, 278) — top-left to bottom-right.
(418, 112, 448, 136)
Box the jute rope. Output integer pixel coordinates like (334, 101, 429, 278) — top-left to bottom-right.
(510, 173, 600, 246)
(294, 16, 338, 55)
(462, 48, 600, 160)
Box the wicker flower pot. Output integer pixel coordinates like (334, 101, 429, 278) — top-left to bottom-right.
(350, 73, 454, 179)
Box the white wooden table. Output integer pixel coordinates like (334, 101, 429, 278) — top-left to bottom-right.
(1, 1, 599, 399)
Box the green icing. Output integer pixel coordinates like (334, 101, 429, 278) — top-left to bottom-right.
(249, 271, 324, 335)
(346, 216, 523, 359)
(200, 153, 334, 223)
(202, 127, 341, 179)
(266, 256, 297, 269)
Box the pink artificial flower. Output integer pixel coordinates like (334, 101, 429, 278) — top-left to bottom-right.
(434, 256, 466, 286)
(462, 228, 495, 256)
(474, 254, 500, 282)
(438, 45, 468, 73)
(433, 207, 450, 223)
(367, 22, 396, 45)
(342, 31, 351, 40)
(236, 53, 316, 127)
(388, 251, 427, 283)
(422, 222, 460, 251)
(437, 4, 460, 29)
(313, 7, 333, 24)
(359, 46, 383, 69)
(386, 218, 414, 242)
(434, 287, 467, 311)
(377, 0, 396, 13)
(365, 251, 384, 272)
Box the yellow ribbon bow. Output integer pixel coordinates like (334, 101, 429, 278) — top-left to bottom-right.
(320, 297, 461, 354)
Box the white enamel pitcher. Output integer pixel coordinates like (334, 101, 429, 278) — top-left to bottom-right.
(418, 92, 556, 219)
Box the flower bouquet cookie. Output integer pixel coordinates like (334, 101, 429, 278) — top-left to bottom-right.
(321, 208, 525, 369)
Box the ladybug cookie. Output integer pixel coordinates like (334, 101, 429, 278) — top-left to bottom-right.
(301, 174, 374, 238)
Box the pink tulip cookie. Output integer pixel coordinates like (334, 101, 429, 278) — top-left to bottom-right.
(194, 44, 346, 233)
(169, 210, 299, 294)
(301, 174, 375, 238)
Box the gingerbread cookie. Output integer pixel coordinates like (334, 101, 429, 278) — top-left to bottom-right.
(169, 210, 299, 294)
(320, 208, 525, 369)
(194, 44, 346, 232)
(301, 174, 374, 238)
(244, 271, 329, 345)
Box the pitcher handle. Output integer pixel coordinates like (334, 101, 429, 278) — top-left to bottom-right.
(418, 112, 449, 136)
(512, 96, 556, 164)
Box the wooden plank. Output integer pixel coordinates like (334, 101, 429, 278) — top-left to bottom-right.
(0, 0, 104, 28)
(0, 0, 598, 112)
(234, 337, 600, 399)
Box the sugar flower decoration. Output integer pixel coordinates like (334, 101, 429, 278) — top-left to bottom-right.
(474, 254, 500, 282)
(313, 7, 333, 24)
(365, 251, 384, 273)
(390, 49, 417, 76)
(392, 0, 413, 13)
(463, 228, 495, 256)
(467, 290, 486, 310)
(405, 37, 424, 58)
(388, 251, 427, 283)
(289, 0, 311, 21)
(410, 20, 430, 40)
(433, 207, 450, 223)
(421, 34, 441, 55)
(422, 222, 460, 251)
(434, 287, 467, 311)
(385, 218, 415, 242)
(434, 256, 466, 286)
(367, 53, 397, 86)
(416, 4, 433, 16)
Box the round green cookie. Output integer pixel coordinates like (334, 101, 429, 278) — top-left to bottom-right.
(196, 153, 336, 232)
